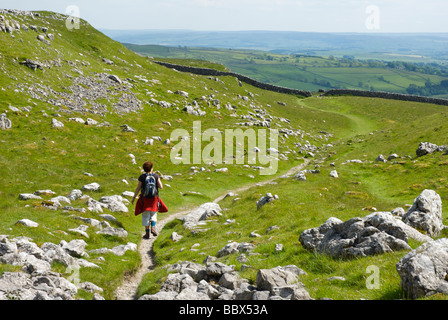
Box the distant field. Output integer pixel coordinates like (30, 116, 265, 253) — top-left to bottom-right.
(124, 44, 448, 96)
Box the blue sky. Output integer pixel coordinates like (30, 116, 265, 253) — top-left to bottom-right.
(1, 0, 447, 32)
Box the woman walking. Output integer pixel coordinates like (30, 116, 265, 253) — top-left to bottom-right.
(132, 161, 168, 239)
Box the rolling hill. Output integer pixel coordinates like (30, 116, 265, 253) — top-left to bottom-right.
(123, 44, 448, 98)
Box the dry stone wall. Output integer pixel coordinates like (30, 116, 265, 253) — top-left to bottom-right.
(322, 89, 448, 106)
(155, 61, 448, 106)
(153, 61, 312, 97)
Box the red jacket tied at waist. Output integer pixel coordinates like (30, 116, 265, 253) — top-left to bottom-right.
(134, 195, 168, 216)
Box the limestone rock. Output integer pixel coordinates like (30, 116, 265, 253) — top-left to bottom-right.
(180, 202, 222, 229)
(416, 142, 439, 157)
(256, 193, 278, 210)
(217, 242, 256, 258)
(19, 193, 42, 201)
(396, 238, 448, 299)
(299, 212, 418, 259)
(256, 266, 311, 300)
(171, 232, 183, 242)
(109, 242, 137, 256)
(61, 239, 88, 258)
(99, 195, 129, 213)
(0, 113, 11, 129)
(81, 183, 100, 192)
(96, 226, 128, 238)
(375, 154, 387, 163)
(120, 124, 136, 132)
(51, 118, 64, 128)
(67, 189, 82, 201)
(403, 189, 444, 237)
(16, 219, 39, 228)
(329, 170, 339, 178)
(108, 74, 122, 84)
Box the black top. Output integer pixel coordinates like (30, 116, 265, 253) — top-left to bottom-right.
(139, 173, 160, 186)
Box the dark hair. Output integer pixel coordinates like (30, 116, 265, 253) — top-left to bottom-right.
(143, 161, 153, 173)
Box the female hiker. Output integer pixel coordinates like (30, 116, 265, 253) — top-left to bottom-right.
(131, 161, 168, 239)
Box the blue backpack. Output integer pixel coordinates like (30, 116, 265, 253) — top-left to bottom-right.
(142, 173, 158, 198)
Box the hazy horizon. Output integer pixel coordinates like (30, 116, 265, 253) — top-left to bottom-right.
(100, 28, 448, 35)
(1, 0, 447, 33)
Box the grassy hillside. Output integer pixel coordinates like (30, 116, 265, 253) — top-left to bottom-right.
(141, 94, 448, 301)
(0, 10, 328, 299)
(124, 44, 448, 97)
(0, 10, 447, 301)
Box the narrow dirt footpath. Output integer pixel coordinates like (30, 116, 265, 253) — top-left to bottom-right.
(114, 160, 310, 300)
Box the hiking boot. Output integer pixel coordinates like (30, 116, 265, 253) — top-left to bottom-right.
(151, 227, 158, 237)
(143, 233, 150, 239)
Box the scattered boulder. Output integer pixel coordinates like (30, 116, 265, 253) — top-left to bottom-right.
(99, 214, 118, 223)
(416, 142, 438, 157)
(171, 232, 183, 242)
(293, 171, 306, 181)
(256, 266, 311, 300)
(0, 234, 112, 300)
(61, 239, 87, 258)
(68, 225, 89, 238)
(20, 59, 44, 70)
(402, 189, 444, 237)
(108, 74, 122, 84)
(81, 183, 100, 192)
(85, 118, 98, 126)
(180, 202, 222, 229)
(175, 90, 189, 98)
(216, 242, 256, 258)
(16, 219, 39, 228)
(184, 105, 206, 116)
(206, 262, 235, 278)
(109, 242, 137, 256)
(299, 211, 420, 259)
(40, 242, 76, 267)
(19, 193, 42, 201)
(329, 170, 339, 178)
(158, 101, 172, 108)
(0, 271, 78, 300)
(396, 238, 448, 299)
(375, 154, 387, 163)
(121, 124, 136, 132)
(256, 265, 304, 290)
(51, 118, 64, 128)
(102, 58, 114, 65)
(85, 198, 104, 213)
(256, 193, 278, 210)
(34, 190, 56, 196)
(139, 261, 311, 301)
(96, 226, 128, 238)
(71, 216, 103, 229)
(0, 113, 12, 130)
(98, 195, 129, 213)
(89, 242, 137, 257)
(387, 153, 399, 161)
(67, 189, 83, 201)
